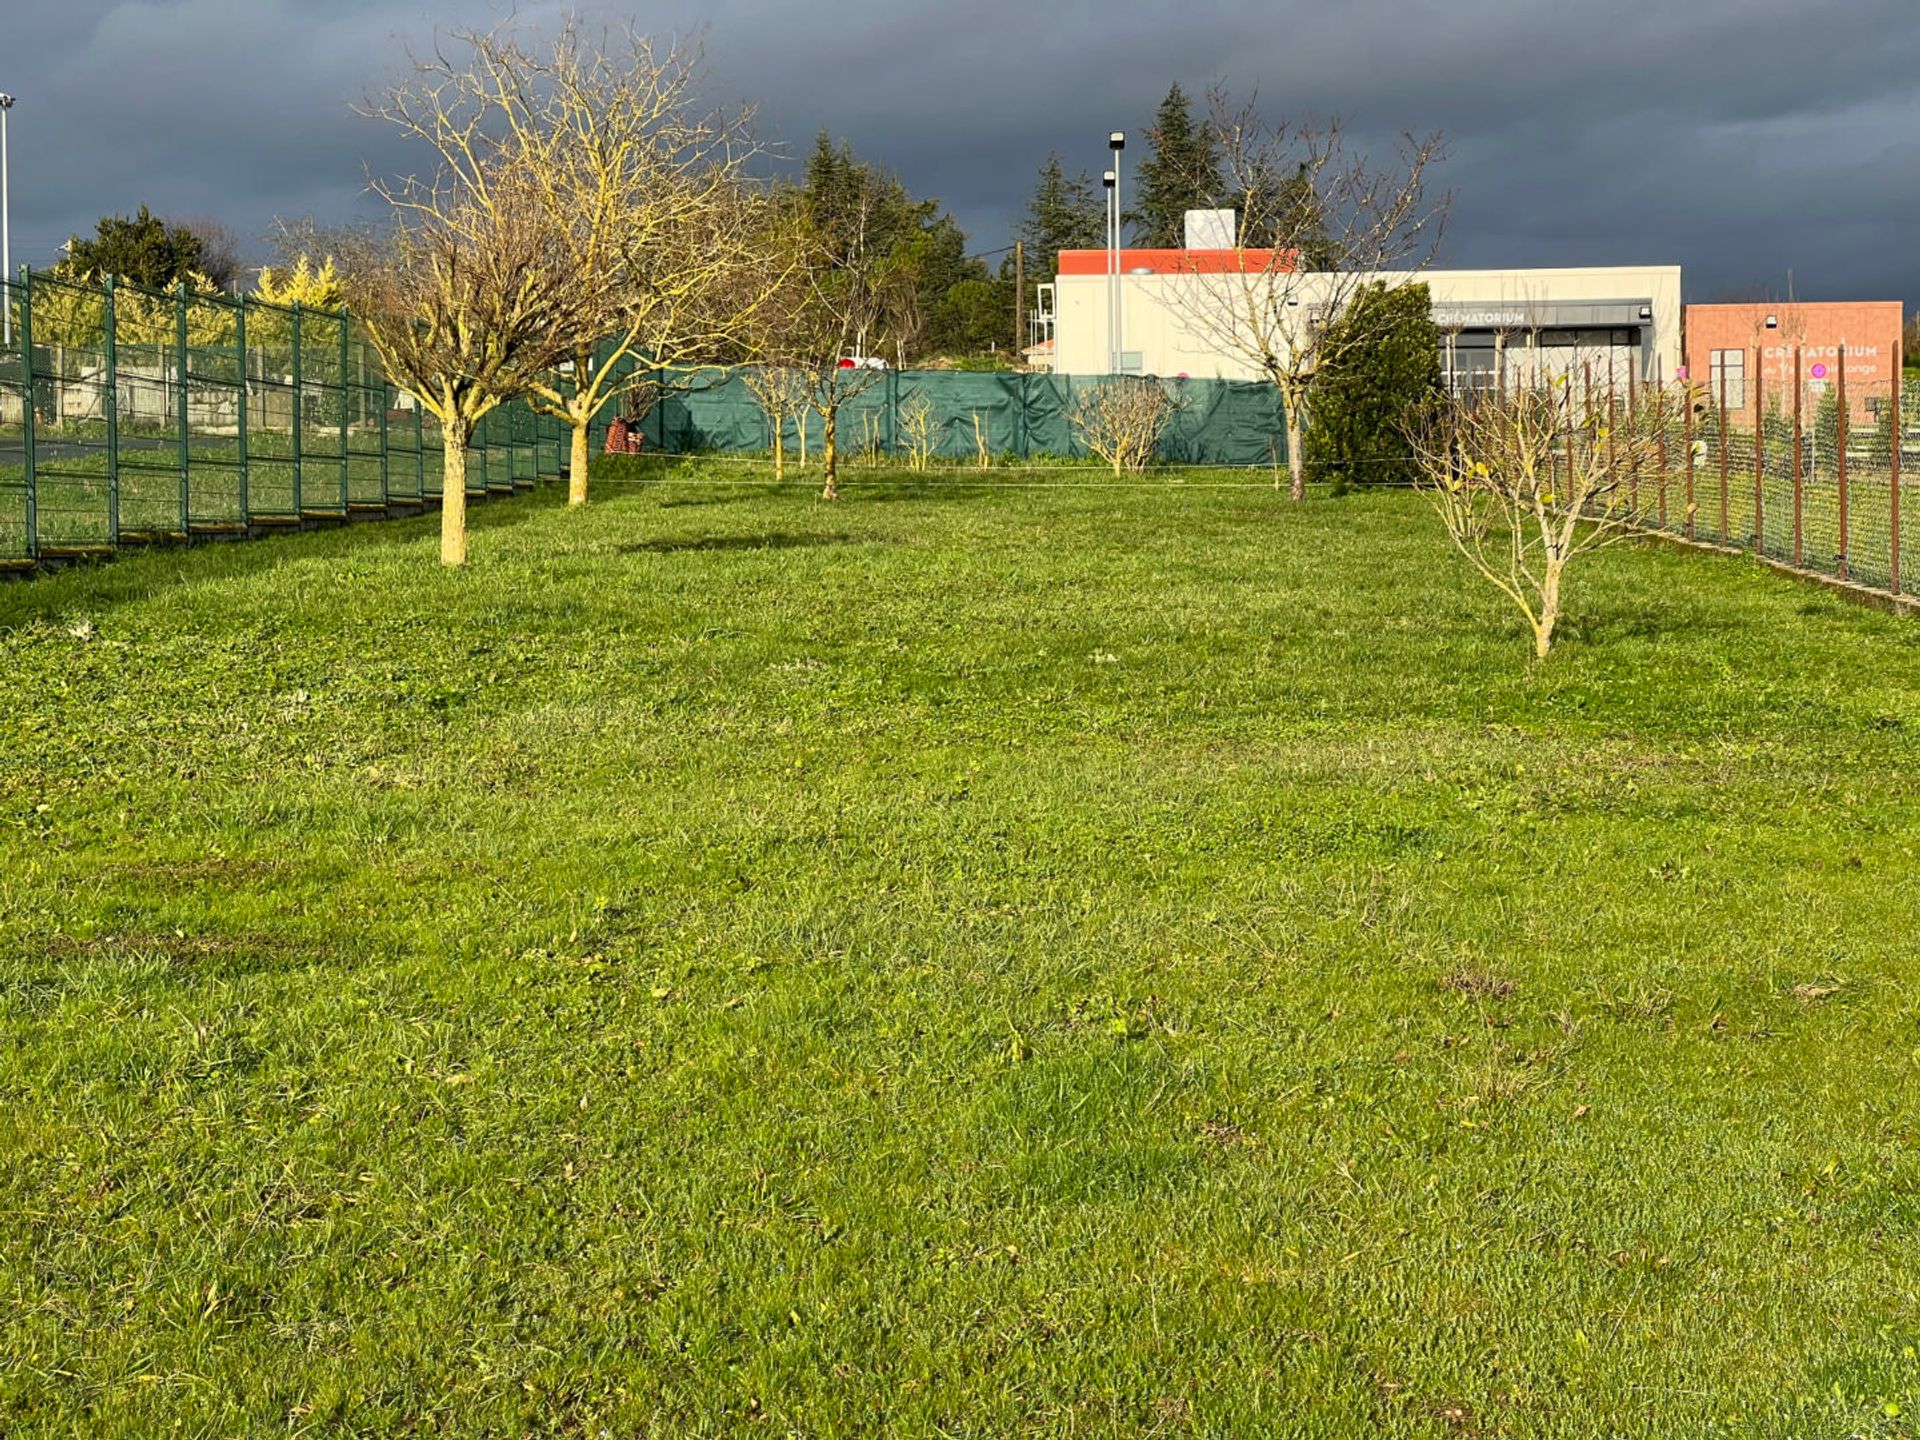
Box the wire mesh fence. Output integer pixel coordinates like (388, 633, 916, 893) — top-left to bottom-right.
(0, 268, 565, 565)
(1620, 345, 1915, 599)
(3, 269, 1913, 616)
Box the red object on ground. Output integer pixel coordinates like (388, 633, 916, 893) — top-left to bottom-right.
(605, 417, 630, 453)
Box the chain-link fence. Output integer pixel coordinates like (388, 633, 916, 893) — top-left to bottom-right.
(0, 269, 564, 566)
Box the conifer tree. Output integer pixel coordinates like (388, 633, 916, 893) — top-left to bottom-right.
(1015, 152, 1105, 279)
(1131, 84, 1220, 247)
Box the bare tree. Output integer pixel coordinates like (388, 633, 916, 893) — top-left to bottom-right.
(754, 190, 890, 501)
(1067, 377, 1179, 475)
(491, 22, 785, 507)
(347, 24, 623, 565)
(1409, 371, 1683, 658)
(897, 389, 937, 471)
(174, 215, 244, 291)
(740, 364, 810, 478)
(1162, 95, 1447, 500)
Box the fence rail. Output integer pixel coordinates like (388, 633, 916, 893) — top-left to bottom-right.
(0, 269, 566, 565)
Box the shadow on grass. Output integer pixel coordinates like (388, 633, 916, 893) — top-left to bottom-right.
(654, 491, 766, 510)
(0, 485, 562, 628)
(618, 532, 864, 556)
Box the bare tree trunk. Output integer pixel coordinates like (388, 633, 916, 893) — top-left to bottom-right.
(569, 420, 591, 506)
(772, 422, 785, 481)
(1534, 564, 1562, 658)
(441, 420, 471, 567)
(820, 404, 839, 501)
(1284, 407, 1306, 501)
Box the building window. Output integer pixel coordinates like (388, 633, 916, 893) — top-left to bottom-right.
(1709, 349, 1746, 408)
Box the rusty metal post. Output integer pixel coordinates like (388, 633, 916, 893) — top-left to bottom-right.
(1656, 375, 1668, 527)
(1684, 383, 1696, 541)
(1718, 367, 1730, 543)
(1793, 346, 1803, 566)
(1838, 344, 1850, 581)
(1626, 366, 1639, 511)
(1893, 340, 1904, 595)
(1752, 345, 1765, 551)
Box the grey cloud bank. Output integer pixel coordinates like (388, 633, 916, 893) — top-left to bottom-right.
(4, 0, 1915, 306)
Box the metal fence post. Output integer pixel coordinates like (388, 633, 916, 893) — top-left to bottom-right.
(235, 297, 250, 525)
(378, 371, 390, 510)
(1837, 343, 1849, 581)
(338, 306, 350, 511)
(176, 281, 190, 535)
(290, 301, 304, 517)
(19, 266, 36, 559)
(882, 368, 894, 458)
(1018, 370, 1030, 460)
(1893, 341, 1904, 595)
(1683, 382, 1695, 541)
(1751, 345, 1764, 551)
(1626, 367, 1638, 511)
(1655, 375, 1668, 527)
(1717, 368, 1729, 544)
(1792, 346, 1803, 566)
(104, 274, 120, 546)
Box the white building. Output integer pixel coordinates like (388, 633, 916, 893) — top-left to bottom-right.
(1049, 222, 1683, 393)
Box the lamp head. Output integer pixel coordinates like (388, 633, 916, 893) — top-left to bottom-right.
(0, 94, 15, 111)
(1102, 170, 1116, 188)
(1109, 131, 1125, 150)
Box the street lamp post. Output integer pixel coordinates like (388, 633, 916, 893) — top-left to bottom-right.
(1101, 168, 1116, 374)
(1108, 130, 1125, 374)
(0, 93, 14, 349)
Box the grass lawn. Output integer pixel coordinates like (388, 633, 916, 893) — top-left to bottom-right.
(4, 466, 1920, 1437)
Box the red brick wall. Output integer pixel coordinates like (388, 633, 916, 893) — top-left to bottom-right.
(1683, 302, 1903, 421)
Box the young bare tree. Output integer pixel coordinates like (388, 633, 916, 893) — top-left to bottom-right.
(1409, 371, 1683, 658)
(897, 389, 937, 471)
(740, 364, 810, 478)
(347, 26, 622, 565)
(490, 23, 784, 506)
(1067, 376, 1178, 475)
(1162, 95, 1447, 500)
(756, 191, 890, 501)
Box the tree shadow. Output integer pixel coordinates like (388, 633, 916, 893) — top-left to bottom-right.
(0, 486, 559, 628)
(654, 491, 764, 510)
(617, 532, 864, 555)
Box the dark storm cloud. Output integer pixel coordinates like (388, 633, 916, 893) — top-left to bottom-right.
(5, 0, 1916, 305)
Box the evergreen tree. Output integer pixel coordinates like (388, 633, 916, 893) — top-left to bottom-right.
(798, 131, 992, 363)
(1304, 282, 1441, 492)
(1130, 84, 1220, 247)
(64, 206, 208, 289)
(1016, 152, 1105, 280)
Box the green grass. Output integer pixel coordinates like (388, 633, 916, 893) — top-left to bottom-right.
(4, 467, 1920, 1437)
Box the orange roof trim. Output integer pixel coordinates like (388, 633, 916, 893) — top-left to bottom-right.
(1056, 248, 1295, 276)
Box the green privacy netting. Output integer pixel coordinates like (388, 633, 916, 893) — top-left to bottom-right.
(585, 358, 1289, 468)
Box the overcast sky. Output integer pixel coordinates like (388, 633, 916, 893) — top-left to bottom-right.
(5, 0, 1917, 309)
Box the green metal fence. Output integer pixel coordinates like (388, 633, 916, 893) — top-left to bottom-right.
(0, 268, 565, 565)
